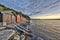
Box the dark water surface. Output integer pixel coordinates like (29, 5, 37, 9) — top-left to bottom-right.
(30, 20, 60, 40)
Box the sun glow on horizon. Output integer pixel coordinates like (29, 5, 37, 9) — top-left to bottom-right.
(31, 14, 60, 19)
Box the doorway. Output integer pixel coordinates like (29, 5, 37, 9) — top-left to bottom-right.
(0, 12, 3, 22)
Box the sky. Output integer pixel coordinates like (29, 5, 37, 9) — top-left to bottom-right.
(0, 0, 60, 19)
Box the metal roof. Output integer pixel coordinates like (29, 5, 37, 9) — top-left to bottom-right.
(0, 10, 13, 15)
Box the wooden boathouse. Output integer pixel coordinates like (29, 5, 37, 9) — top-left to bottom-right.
(0, 10, 16, 26)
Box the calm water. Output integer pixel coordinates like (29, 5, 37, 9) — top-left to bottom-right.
(30, 20, 60, 40)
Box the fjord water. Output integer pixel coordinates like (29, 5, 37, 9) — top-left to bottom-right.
(30, 20, 60, 40)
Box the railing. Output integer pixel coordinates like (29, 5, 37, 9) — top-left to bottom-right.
(13, 23, 33, 40)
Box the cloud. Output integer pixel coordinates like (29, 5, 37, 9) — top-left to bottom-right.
(42, 0, 60, 9)
(0, 0, 60, 16)
(26, 0, 60, 16)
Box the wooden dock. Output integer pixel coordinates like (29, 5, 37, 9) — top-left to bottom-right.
(0, 28, 15, 40)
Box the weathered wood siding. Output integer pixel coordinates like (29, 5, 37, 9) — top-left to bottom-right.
(11, 15, 16, 23)
(1, 11, 16, 26)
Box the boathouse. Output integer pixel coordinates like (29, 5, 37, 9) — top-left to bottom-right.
(0, 10, 16, 26)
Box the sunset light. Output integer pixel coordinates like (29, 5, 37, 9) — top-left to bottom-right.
(31, 13, 60, 19)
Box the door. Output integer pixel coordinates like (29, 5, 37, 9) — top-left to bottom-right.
(17, 15, 21, 23)
(0, 12, 3, 26)
(0, 12, 3, 22)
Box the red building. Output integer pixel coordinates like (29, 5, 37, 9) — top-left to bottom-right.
(21, 16, 27, 21)
(16, 15, 21, 23)
(16, 14, 27, 23)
